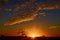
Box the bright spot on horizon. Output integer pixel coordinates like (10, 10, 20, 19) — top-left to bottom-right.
(25, 27, 43, 38)
(27, 32, 42, 38)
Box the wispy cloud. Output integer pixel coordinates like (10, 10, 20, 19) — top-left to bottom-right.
(4, 11, 38, 26)
(3, 0, 60, 26)
(48, 26, 57, 29)
(35, 2, 60, 10)
(39, 12, 46, 16)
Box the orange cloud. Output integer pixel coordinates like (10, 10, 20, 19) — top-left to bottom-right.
(48, 26, 57, 29)
(39, 12, 46, 16)
(14, 0, 36, 11)
(33, 2, 60, 11)
(3, 0, 60, 26)
(14, 2, 30, 11)
(4, 11, 38, 26)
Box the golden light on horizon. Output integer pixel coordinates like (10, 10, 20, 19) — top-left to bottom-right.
(31, 34, 36, 38)
(27, 33, 41, 38)
(26, 32, 42, 38)
(24, 27, 43, 38)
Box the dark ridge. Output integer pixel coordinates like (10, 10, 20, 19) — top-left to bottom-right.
(0, 36, 60, 40)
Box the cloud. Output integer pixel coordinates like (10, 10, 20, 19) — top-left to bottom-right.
(4, 2, 60, 12)
(39, 12, 46, 16)
(14, 2, 30, 11)
(0, 0, 60, 11)
(48, 26, 57, 29)
(4, 11, 38, 26)
(3, 0, 60, 26)
(35, 2, 60, 10)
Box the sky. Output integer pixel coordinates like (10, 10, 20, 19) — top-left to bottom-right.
(0, 0, 60, 37)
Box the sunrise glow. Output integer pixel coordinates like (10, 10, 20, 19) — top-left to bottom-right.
(25, 27, 43, 38)
(27, 33, 41, 38)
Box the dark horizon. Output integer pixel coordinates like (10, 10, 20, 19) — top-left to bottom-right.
(0, 36, 60, 40)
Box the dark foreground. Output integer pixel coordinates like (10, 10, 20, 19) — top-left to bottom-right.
(0, 36, 60, 40)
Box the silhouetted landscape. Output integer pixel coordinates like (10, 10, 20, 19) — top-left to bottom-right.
(0, 36, 60, 40)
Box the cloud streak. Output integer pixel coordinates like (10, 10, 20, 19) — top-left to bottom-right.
(48, 26, 57, 29)
(35, 2, 60, 10)
(3, 0, 60, 26)
(4, 11, 38, 26)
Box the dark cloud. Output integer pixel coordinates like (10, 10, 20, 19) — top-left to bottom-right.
(35, 2, 60, 10)
(3, 0, 60, 26)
